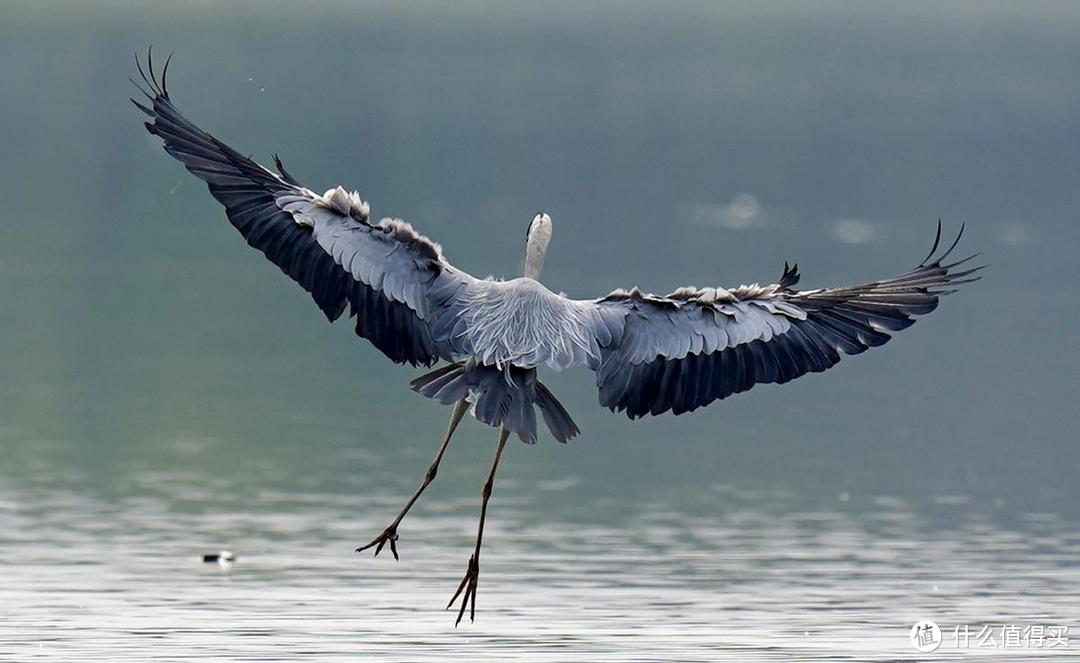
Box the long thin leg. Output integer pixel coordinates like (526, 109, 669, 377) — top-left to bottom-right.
(356, 399, 470, 560)
(447, 426, 511, 626)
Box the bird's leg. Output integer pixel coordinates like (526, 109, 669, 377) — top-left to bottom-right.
(447, 425, 511, 626)
(356, 399, 469, 560)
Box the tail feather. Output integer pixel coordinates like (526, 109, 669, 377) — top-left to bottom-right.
(410, 362, 579, 444)
(535, 382, 581, 443)
(409, 362, 461, 392)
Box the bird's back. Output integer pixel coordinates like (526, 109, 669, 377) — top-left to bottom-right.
(442, 277, 607, 371)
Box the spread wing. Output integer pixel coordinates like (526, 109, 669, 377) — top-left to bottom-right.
(133, 53, 480, 367)
(587, 224, 983, 418)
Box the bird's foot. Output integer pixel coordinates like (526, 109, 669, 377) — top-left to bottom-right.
(447, 555, 479, 626)
(355, 523, 400, 560)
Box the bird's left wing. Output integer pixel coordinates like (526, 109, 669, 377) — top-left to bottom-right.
(132, 54, 478, 366)
(582, 225, 982, 418)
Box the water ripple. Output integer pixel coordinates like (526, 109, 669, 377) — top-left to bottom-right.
(1, 480, 1076, 661)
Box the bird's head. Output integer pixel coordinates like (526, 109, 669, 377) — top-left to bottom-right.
(524, 212, 552, 280)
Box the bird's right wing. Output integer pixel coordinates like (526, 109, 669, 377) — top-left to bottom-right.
(133, 53, 479, 366)
(582, 225, 982, 418)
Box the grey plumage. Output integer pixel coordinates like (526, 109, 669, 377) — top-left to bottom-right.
(134, 56, 982, 445)
(589, 228, 980, 418)
(410, 361, 579, 444)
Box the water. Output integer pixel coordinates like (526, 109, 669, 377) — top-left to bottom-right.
(2, 1, 1079, 660)
(3, 481, 1079, 661)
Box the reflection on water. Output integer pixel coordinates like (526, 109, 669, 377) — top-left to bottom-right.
(1, 476, 1077, 661)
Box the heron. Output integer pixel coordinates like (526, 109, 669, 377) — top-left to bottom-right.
(132, 52, 982, 625)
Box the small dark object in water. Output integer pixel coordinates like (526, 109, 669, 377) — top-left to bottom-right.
(203, 550, 235, 564)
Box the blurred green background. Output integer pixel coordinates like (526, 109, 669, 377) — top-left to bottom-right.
(2, 0, 1078, 526)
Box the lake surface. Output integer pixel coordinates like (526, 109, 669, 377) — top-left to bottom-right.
(3, 478, 1079, 661)
(1, 1, 1078, 660)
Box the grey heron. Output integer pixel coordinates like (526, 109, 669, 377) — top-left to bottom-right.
(133, 53, 982, 624)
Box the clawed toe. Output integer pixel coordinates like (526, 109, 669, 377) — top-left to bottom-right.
(447, 555, 479, 626)
(355, 524, 400, 560)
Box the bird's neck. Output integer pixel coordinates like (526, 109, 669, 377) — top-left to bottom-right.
(524, 249, 545, 280)
(524, 226, 551, 281)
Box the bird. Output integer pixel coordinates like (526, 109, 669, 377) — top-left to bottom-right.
(132, 51, 982, 625)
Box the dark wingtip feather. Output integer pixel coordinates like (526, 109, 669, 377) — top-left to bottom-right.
(919, 221, 973, 268)
(921, 220, 943, 265)
(147, 46, 158, 95)
(131, 98, 153, 115)
(133, 47, 171, 102)
(129, 77, 154, 102)
(160, 52, 173, 98)
(135, 51, 152, 94)
(937, 223, 966, 264)
(942, 252, 981, 270)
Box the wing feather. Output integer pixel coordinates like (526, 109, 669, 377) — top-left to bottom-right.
(135, 54, 475, 366)
(587, 223, 982, 418)
(134, 54, 983, 392)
